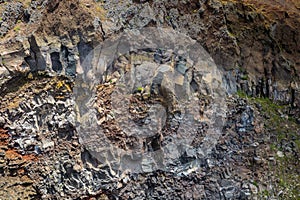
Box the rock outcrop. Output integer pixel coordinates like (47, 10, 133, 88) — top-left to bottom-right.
(0, 0, 299, 199)
(1, 0, 299, 104)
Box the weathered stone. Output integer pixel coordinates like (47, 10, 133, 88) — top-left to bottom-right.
(0, 0, 299, 199)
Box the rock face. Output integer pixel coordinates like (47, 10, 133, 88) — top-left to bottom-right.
(0, 0, 104, 80)
(0, 0, 299, 104)
(75, 28, 227, 175)
(0, 127, 38, 199)
(99, 0, 300, 104)
(0, 2, 24, 36)
(0, 0, 299, 199)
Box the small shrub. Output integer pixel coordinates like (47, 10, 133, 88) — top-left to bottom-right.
(13, 25, 21, 32)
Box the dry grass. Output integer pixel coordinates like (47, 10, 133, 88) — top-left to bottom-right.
(221, 0, 300, 20)
(79, 0, 107, 21)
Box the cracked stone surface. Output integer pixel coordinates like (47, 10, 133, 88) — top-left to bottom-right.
(0, 0, 299, 199)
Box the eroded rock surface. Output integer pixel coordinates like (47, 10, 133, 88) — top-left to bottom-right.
(74, 28, 227, 176)
(0, 0, 299, 199)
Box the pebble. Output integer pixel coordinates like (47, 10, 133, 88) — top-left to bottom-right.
(73, 164, 82, 172)
(250, 142, 259, 147)
(254, 156, 262, 164)
(276, 151, 284, 158)
(42, 140, 55, 149)
(268, 157, 275, 161)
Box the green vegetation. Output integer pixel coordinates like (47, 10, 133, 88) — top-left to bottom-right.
(275, 155, 300, 200)
(237, 90, 300, 199)
(240, 74, 248, 80)
(136, 86, 144, 93)
(236, 90, 248, 98)
(259, 189, 271, 198)
(227, 30, 236, 38)
(13, 25, 21, 32)
(237, 90, 299, 148)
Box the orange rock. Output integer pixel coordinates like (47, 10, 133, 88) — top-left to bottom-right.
(22, 154, 38, 162)
(5, 149, 22, 160)
(0, 132, 9, 145)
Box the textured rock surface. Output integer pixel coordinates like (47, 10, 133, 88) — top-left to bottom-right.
(0, 0, 299, 104)
(0, 0, 299, 199)
(74, 28, 227, 176)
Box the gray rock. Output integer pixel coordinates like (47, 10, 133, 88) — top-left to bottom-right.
(0, 116, 5, 126)
(0, 2, 24, 36)
(176, 62, 188, 75)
